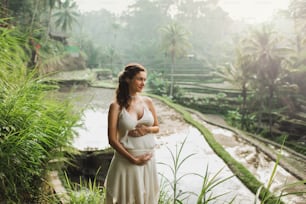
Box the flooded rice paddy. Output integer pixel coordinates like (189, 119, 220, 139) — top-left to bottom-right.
(55, 87, 305, 204)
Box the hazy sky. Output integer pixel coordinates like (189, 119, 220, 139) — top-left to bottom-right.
(219, 0, 290, 23)
(74, 0, 290, 23)
(75, 0, 134, 13)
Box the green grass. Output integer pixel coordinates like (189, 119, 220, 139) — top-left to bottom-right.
(158, 137, 236, 204)
(197, 166, 235, 204)
(63, 170, 105, 204)
(158, 138, 199, 203)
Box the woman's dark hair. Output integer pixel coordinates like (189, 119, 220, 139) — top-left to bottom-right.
(116, 63, 146, 108)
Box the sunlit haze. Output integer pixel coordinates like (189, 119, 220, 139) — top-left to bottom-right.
(75, 0, 290, 23)
(219, 0, 290, 23)
(75, 0, 134, 13)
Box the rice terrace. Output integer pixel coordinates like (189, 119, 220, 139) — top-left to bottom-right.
(0, 0, 305, 203)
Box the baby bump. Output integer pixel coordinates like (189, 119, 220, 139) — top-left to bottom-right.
(120, 134, 156, 150)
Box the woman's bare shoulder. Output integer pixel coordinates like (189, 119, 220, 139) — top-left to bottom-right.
(141, 96, 154, 107)
(141, 95, 152, 103)
(109, 101, 121, 111)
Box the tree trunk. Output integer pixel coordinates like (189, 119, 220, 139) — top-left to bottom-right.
(46, 7, 53, 39)
(170, 54, 175, 97)
(241, 85, 247, 129)
(30, 0, 40, 35)
(268, 85, 274, 136)
(1, 0, 9, 19)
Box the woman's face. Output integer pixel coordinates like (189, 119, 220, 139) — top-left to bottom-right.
(128, 71, 147, 93)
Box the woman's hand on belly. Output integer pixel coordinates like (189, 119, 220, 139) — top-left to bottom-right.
(133, 152, 152, 165)
(128, 124, 150, 137)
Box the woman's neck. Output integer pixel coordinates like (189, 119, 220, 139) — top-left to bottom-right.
(130, 92, 138, 98)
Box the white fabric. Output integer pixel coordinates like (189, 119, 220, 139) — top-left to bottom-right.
(105, 105, 159, 204)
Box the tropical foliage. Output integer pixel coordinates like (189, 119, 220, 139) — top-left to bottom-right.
(0, 20, 80, 203)
(216, 48, 254, 129)
(53, 0, 79, 33)
(1, 0, 306, 202)
(160, 22, 191, 97)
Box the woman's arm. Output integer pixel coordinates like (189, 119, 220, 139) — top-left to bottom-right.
(128, 97, 159, 136)
(108, 102, 151, 165)
(145, 97, 159, 134)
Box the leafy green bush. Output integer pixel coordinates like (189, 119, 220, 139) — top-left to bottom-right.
(225, 110, 242, 127)
(148, 72, 169, 96)
(0, 73, 80, 203)
(0, 21, 81, 203)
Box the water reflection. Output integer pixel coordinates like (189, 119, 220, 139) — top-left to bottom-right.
(156, 126, 255, 204)
(73, 109, 110, 150)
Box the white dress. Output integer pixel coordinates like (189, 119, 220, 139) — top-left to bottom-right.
(105, 105, 159, 204)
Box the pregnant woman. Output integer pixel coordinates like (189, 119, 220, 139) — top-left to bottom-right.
(105, 63, 160, 204)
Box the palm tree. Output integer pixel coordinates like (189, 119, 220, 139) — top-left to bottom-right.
(242, 25, 290, 136)
(42, 0, 61, 36)
(104, 46, 120, 72)
(53, 0, 79, 33)
(288, 0, 306, 53)
(160, 22, 191, 97)
(29, 0, 40, 34)
(217, 48, 254, 129)
(288, 0, 306, 79)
